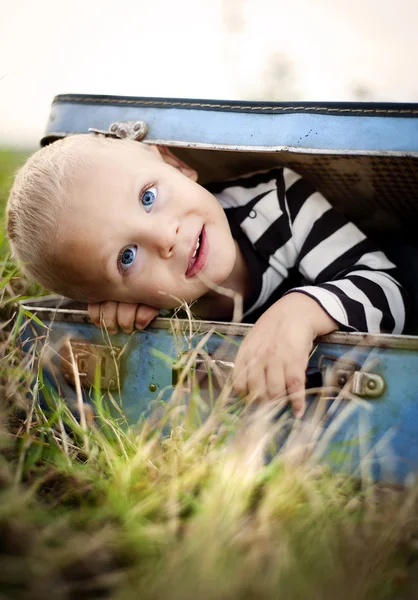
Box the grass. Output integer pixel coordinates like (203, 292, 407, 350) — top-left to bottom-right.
(1, 149, 418, 599)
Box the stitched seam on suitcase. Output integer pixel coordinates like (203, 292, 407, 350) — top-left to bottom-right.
(53, 96, 418, 116)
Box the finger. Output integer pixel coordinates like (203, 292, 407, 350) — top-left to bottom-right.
(246, 355, 269, 403)
(232, 367, 249, 399)
(117, 303, 138, 334)
(265, 362, 287, 403)
(232, 350, 250, 398)
(135, 305, 159, 329)
(88, 303, 102, 327)
(284, 368, 306, 418)
(100, 301, 119, 334)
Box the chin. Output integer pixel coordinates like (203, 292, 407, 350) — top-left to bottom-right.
(157, 293, 201, 310)
(210, 259, 236, 287)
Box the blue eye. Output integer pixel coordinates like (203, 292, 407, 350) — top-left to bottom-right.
(141, 186, 157, 212)
(119, 245, 137, 271)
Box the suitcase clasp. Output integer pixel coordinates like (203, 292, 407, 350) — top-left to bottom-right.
(61, 340, 121, 391)
(172, 355, 235, 387)
(350, 371, 385, 398)
(319, 355, 385, 399)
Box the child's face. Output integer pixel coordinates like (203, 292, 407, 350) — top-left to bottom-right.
(60, 142, 237, 308)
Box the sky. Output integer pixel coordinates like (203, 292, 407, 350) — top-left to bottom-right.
(1, 0, 417, 147)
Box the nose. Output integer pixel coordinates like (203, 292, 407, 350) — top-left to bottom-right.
(145, 219, 179, 259)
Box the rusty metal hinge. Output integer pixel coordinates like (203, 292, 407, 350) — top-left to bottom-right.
(88, 120, 148, 141)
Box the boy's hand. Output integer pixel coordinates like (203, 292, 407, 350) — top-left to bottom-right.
(232, 293, 338, 417)
(88, 301, 159, 334)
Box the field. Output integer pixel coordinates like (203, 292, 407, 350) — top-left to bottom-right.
(1, 149, 418, 600)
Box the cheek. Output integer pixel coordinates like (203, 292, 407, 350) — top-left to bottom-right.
(205, 201, 224, 223)
(211, 221, 235, 255)
(139, 270, 175, 304)
(209, 235, 236, 281)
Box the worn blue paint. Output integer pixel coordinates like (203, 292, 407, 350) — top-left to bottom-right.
(308, 342, 418, 484)
(44, 96, 418, 152)
(23, 318, 418, 485)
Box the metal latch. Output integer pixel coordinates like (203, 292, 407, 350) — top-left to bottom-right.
(88, 120, 148, 141)
(320, 355, 385, 399)
(61, 341, 121, 391)
(350, 371, 385, 398)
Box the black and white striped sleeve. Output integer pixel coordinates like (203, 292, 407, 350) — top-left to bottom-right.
(283, 169, 408, 334)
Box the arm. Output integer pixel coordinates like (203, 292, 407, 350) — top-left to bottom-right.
(233, 169, 410, 414)
(282, 170, 409, 334)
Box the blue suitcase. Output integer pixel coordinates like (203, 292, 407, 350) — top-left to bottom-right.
(20, 94, 418, 485)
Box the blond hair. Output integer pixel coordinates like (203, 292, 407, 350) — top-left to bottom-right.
(6, 134, 136, 301)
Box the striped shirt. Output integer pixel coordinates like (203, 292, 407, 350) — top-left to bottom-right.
(208, 168, 408, 333)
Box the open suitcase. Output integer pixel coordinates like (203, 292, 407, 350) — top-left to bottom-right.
(20, 94, 418, 485)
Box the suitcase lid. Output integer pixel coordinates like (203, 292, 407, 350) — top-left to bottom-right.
(42, 94, 418, 232)
(43, 94, 418, 153)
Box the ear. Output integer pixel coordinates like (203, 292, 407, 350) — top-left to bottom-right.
(151, 144, 198, 182)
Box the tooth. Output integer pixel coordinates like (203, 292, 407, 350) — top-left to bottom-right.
(192, 237, 200, 259)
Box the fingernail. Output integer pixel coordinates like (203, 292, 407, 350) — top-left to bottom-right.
(294, 405, 305, 419)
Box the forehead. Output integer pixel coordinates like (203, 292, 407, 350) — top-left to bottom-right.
(83, 140, 158, 179)
(65, 142, 156, 209)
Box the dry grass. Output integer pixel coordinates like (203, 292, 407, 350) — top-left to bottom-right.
(1, 306, 418, 599)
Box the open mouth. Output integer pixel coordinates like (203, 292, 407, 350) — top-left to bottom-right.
(186, 226, 207, 278)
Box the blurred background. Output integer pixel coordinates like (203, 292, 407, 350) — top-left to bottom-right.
(1, 0, 418, 149)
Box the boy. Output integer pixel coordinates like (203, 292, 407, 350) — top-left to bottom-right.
(6, 135, 409, 417)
